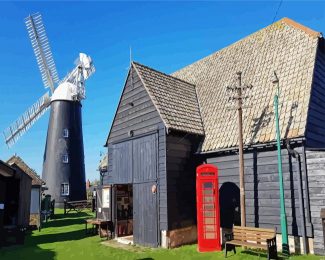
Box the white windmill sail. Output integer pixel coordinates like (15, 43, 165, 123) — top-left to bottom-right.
(3, 13, 95, 148)
(3, 92, 51, 147)
(25, 13, 59, 93)
(3, 13, 59, 147)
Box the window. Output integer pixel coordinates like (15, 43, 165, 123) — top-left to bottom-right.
(61, 183, 69, 196)
(62, 154, 69, 163)
(63, 128, 69, 138)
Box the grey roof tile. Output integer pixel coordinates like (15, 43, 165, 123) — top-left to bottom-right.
(132, 62, 204, 135)
(172, 17, 320, 152)
(7, 155, 44, 186)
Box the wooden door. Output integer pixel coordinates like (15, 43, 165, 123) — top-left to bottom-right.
(132, 134, 158, 247)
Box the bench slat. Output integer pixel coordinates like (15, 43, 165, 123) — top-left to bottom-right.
(233, 236, 271, 243)
(233, 233, 274, 239)
(226, 240, 268, 250)
(233, 226, 275, 233)
(234, 233, 274, 238)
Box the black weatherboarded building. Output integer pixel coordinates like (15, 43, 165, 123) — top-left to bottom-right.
(103, 18, 325, 254)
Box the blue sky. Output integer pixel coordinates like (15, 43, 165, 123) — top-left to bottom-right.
(0, 1, 324, 181)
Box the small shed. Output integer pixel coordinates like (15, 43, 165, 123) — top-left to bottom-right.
(0, 159, 32, 228)
(7, 156, 44, 228)
(0, 161, 15, 229)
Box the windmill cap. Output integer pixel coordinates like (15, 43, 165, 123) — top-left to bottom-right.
(51, 82, 79, 102)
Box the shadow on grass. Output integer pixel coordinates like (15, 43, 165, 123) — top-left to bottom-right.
(42, 210, 94, 228)
(241, 250, 286, 259)
(0, 210, 94, 260)
(29, 229, 88, 245)
(53, 211, 92, 219)
(43, 218, 87, 228)
(0, 245, 56, 260)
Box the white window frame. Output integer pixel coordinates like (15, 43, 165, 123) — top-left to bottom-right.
(61, 183, 69, 196)
(62, 154, 69, 163)
(63, 128, 69, 138)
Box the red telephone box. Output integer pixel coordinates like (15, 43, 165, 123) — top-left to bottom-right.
(196, 164, 221, 252)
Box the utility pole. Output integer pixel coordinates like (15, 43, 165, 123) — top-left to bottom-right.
(272, 71, 289, 256)
(226, 72, 252, 227)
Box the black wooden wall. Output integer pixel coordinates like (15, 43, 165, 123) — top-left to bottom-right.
(306, 44, 325, 148)
(166, 132, 202, 230)
(106, 66, 162, 144)
(305, 150, 325, 255)
(206, 147, 312, 237)
(104, 66, 168, 236)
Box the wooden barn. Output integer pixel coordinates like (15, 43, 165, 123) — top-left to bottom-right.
(7, 156, 45, 229)
(0, 160, 32, 229)
(103, 17, 325, 254)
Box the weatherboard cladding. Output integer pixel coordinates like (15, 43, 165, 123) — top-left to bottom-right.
(107, 67, 162, 144)
(305, 46, 325, 148)
(132, 62, 204, 136)
(305, 150, 325, 255)
(166, 133, 201, 230)
(172, 17, 320, 153)
(105, 67, 168, 231)
(206, 147, 313, 237)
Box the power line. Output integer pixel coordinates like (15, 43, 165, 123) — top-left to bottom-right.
(272, 0, 284, 24)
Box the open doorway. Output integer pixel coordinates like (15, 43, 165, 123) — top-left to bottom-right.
(115, 184, 133, 243)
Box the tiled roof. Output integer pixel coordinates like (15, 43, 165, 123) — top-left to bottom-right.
(132, 62, 204, 135)
(7, 155, 44, 186)
(172, 17, 320, 152)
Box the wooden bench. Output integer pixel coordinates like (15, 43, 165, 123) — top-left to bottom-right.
(224, 226, 277, 260)
(64, 200, 92, 214)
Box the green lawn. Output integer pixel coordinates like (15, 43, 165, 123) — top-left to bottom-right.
(0, 209, 321, 260)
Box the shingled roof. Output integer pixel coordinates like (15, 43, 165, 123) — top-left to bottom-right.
(132, 62, 204, 135)
(7, 155, 44, 186)
(172, 17, 321, 152)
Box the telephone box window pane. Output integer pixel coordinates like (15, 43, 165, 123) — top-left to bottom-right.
(204, 197, 214, 203)
(204, 218, 215, 224)
(205, 232, 216, 239)
(204, 211, 215, 217)
(203, 182, 213, 189)
(203, 189, 213, 195)
(203, 204, 214, 210)
(204, 225, 216, 232)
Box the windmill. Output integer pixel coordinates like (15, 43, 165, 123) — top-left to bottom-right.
(3, 13, 95, 206)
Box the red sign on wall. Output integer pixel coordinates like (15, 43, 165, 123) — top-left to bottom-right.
(196, 164, 221, 252)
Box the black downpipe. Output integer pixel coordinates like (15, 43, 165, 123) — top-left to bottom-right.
(286, 140, 307, 253)
(301, 146, 312, 225)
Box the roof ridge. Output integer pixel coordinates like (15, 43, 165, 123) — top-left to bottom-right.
(281, 17, 321, 38)
(7, 155, 43, 184)
(132, 61, 196, 87)
(131, 62, 171, 130)
(172, 17, 321, 76)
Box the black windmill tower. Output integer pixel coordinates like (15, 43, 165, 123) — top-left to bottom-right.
(3, 13, 95, 207)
